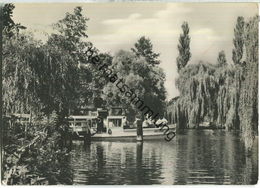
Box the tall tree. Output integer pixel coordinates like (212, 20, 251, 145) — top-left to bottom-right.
(41, 6, 91, 116)
(102, 50, 166, 122)
(3, 3, 26, 38)
(232, 16, 245, 65)
(239, 16, 258, 152)
(176, 22, 191, 72)
(49, 6, 89, 53)
(217, 50, 227, 66)
(131, 36, 160, 66)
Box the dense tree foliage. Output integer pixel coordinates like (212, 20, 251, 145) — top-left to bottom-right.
(3, 113, 73, 185)
(3, 34, 44, 116)
(170, 62, 242, 129)
(102, 50, 166, 122)
(217, 50, 227, 66)
(132, 36, 160, 66)
(239, 16, 258, 152)
(2, 5, 91, 184)
(176, 22, 191, 72)
(2, 4, 168, 184)
(41, 6, 92, 117)
(2, 5, 96, 117)
(168, 16, 258, 152)
(3, 3, 26, 38)
(232, 16, 245, 65)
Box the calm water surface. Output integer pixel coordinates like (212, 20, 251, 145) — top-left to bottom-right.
(70, 130, 258, 185)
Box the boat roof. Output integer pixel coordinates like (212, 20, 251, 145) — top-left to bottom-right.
(68, 115, 97, 119)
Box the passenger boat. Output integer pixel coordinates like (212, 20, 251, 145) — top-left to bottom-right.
(68, 114, 176, 141)
(91, 125, 176, 141)
(68, 107, 176, 141)
(68, 115, 97, 139)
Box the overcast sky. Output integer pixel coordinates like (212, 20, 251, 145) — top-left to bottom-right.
(13, 3, 258, 100)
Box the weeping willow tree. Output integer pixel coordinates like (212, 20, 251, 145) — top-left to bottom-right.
(2, 5, 91, 184)
(168, 16, 258, 152)
(2, 3, 33, 115)
(2, 33, 40, 115)
(2, 31, 81, 118)
(2, 6, 92, 118)
(239, 16, 258, 152)
(169, 60, 245, 130)
(170, 61, 242, 130)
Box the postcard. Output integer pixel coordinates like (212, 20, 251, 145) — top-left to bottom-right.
(1, 1, 258, 185)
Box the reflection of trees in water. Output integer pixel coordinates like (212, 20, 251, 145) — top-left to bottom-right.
(70, 142, 163, 184)
(133, 142, 163, 184)
(106, 142, 164, 184)
(69, 133, 257, 185)
(136, 142, 143, 181)
(210, 131, 225, 184)
(174, 131, 189, 184)
(96, 144, 106, 169)
(241, 138, 258, 184)
(223, 131, 245, 184)
(223, 132, 258, 185)
(174, 130, 258, 185)
(251, 138, 258, 184)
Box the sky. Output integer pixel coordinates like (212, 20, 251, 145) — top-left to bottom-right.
(13, 2, 258, 100)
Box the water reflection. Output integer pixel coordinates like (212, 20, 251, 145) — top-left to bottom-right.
(70, 130, 258, 185)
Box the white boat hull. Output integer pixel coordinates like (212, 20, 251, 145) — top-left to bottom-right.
(91, 126, 175, 141)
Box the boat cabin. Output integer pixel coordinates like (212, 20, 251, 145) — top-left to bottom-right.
(68, 107, 126, 135)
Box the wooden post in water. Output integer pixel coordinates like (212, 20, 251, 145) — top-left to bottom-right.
(136, 142, 143, 176)
(136, 118, 143, 142)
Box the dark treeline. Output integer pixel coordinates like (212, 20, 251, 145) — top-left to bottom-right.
(167, 16, 258, 152)
(2, 5, 166, 184)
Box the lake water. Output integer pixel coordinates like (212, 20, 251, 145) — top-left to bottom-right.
(70, 130, 258, 185)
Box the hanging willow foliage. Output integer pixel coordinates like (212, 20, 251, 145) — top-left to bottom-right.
(167, 16, 258, 152)
(239, 16, 258, 152)
(2, 34, 42, 115)
(169, 62, 241, 129)
(2, 32, 84, 117)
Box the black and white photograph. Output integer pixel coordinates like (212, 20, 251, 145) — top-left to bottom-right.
(0, 1, 259, 185)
